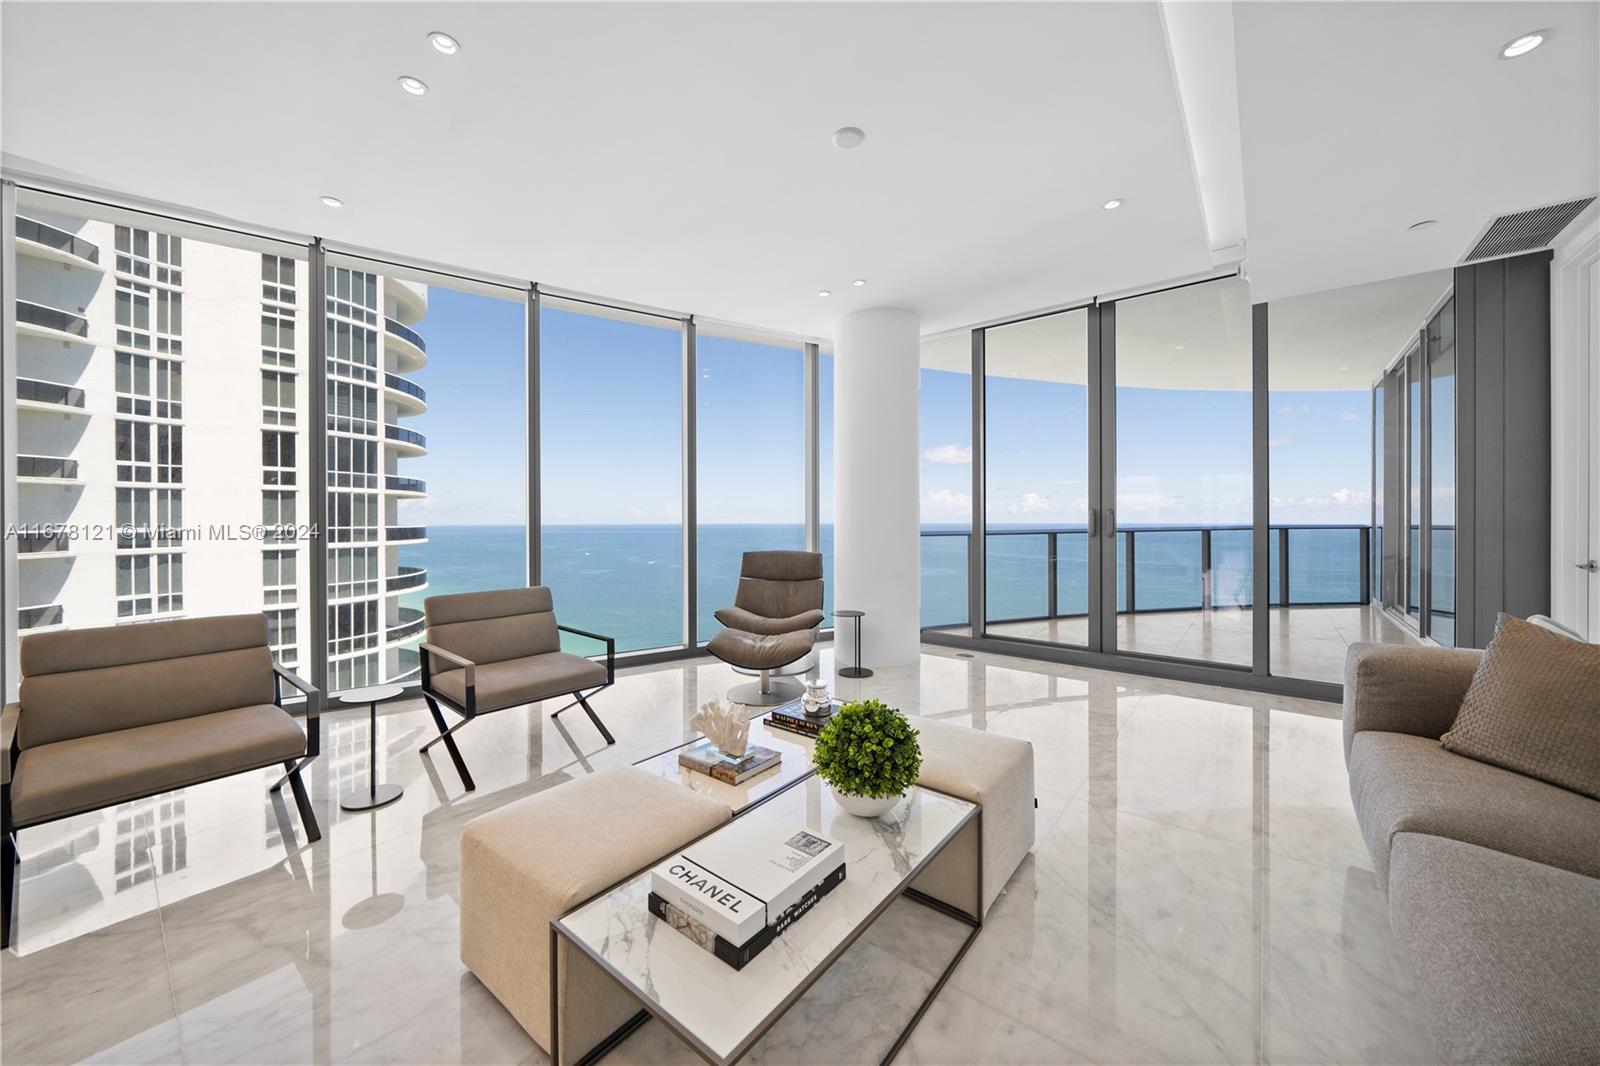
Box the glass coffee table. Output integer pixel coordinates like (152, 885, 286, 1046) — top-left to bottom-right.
(630, 700, 827, 816)
(552, 777, 980, 1066)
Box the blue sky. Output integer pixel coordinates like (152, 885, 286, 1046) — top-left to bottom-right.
(409, 290, 1374, 529)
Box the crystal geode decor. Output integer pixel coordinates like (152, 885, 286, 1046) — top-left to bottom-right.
(691, 698, 751, 759)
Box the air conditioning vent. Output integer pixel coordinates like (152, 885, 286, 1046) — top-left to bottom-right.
(1460, 197, 1596, 263)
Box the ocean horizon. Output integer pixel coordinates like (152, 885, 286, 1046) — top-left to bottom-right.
(399, 521, 1413, 653)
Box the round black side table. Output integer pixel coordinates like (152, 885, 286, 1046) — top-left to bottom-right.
(835, 609, 873, 679)
(337, 683, 406, 812)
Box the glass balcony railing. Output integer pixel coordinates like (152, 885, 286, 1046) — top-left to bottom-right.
(17, 378, 86, 409)
(17, 455, 80, 480)
(19, 604, 65, 630)
(385, 475, 427, 495)
(17, 532, 72, 555)
(388, 607, 425, 642)
(384, 424, 426, 449)
(384, 317, 427, 354)
(387, 565, 428, 593)
(394, 645, 421, 683)
(17, 300, 89, 338)
(386, 525, 427, 543)
(16, 216, 100, 265)
(921, 524, 1373, 629)
(384, 372, 426, 404)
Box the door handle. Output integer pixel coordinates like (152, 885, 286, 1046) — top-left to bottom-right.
(1578, 560, 1599, 573)
(1105, 508, 1116, 537)
(1087, 509, 1098, 537)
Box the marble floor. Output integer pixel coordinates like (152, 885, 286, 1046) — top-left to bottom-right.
(0, 646, 1437, 1065)
(982, 604, 1423, 683)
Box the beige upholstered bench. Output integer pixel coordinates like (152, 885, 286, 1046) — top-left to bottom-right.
(908, 716, 1035, 917)
(460, 767, 731, 1064)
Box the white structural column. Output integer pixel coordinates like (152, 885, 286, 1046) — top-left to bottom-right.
(834, 308, 921, 668)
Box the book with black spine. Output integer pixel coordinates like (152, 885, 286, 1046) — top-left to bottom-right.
(647, 860, 847, 969)
(765, 702, 838, 738)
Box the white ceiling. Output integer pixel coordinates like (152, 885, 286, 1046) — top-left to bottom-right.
(2, 2, 1595, 342)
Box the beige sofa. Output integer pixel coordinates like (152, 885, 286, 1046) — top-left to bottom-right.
(1343, 643, 1600, 1064)
(2, 614, 321, 950)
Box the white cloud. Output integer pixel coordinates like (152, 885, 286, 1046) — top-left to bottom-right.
(1340, 411, 1361, 422)
(922, 443, 972, 465)
(1269, 434, 1296, 447)
(924, 489, 972, 518)
(1008, 491, 1051, 516)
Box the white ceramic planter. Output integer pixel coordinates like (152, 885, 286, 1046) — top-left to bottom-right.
(828, 784, 899, 818)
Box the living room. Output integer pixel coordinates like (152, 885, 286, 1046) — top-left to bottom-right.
(1, 3, 1597, 1065)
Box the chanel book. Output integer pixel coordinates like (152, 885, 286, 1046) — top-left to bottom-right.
(650, 821, 846, 948)
(648, 860, 847, 969)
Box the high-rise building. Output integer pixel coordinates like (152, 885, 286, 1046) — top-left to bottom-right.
(11, 204, 429, 686)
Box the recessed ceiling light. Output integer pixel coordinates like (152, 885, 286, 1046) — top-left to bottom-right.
(833, 127, 865, 150)
(320, 195, 344, 209)
(1103, 198, 1124, 210)
(398, 75, 429, 95)
(1499, 31, 1546, 58)
(428, 31, 460, 55)
(818, 289, 832, 297)
(1175, 344, 1185, 350)
(1339, 365, 1351, 372)
(1408, 219, 1437, 231)
(852, 279, 867, 287)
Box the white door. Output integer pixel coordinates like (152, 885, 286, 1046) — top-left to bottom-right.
(1586, 260, 1599, 637)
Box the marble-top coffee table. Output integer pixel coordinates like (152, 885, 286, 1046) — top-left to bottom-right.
(551, 777, 981, 1066)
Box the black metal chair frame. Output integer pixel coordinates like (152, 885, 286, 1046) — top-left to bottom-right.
(1, 662, 321, 951)
(417, 625, 616, 793)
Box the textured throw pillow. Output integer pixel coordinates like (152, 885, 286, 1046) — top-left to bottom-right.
(1442, 615, 1600, 800)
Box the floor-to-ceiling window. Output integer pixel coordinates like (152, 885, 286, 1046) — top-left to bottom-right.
(539, 298, 683, 653)
(11, 193, 309, 671)
(694, 327, 804, 641)
(916, 333, 973, 630)
(322, 258, 528, 690)
(982, 309, 1091, 646)
(1406, 340, 1424, 622)
(1113, 277, 1253, 666)
(819, 349, 835, 629)
(1266, 271, 1448, 681)
(1428, 298, 1456, 646)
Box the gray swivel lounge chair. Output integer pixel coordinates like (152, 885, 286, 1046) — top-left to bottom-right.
(706, 551, 825, 706)
(418, 587, 615, 792)
(1, 613, 321, 949)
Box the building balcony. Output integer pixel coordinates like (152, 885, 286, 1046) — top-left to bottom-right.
(17, 378, 88, 415)
(387, 565, 428, 593)
(384, 372, 427, 414)
(384, 317, 427, 372)
(16, 300, 92, 344)
(17, 455, 82, 483)
(17, 532, 74, 559)
(392, 646, 421, 683)
(19, 604, 65, 632)
(15, 216, 102, 271)
(384, 423, 427, 455)
(385, 475, 427, 497)
(386, 525, 427, 544)
(388, 278, 428, 326)
(387, 607, 426, 643)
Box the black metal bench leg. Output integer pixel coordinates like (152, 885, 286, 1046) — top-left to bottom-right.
(1, 826, 16, 951)
(421, 696, 476, 792)
(285, 764, 321, 844)
(575, 695, 615, 746)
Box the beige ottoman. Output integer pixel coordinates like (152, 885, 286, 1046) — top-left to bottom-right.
(460, 767, 731, 1064)
(908, 716, 1035, 917)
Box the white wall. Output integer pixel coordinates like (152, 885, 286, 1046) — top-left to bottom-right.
(1550, 210, 1599, 637)
(834, 308, 921, 667)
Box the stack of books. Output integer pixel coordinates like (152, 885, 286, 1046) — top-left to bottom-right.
(766, 702, 838, 738)
(677, 741, 781, 785)
(649, 819, 847, 970)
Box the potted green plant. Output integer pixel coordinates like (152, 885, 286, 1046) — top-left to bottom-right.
(812, 699, 922, 818)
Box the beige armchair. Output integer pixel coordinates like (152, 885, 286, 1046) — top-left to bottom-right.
(1, 613, 321, 950)
(419, 587, 615, 792)
(706, 550, 825, 705)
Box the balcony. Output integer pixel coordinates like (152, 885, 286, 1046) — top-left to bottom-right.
(17, 532, 74, 558)
(17, 455, 81, 483)
(384, 423, 427, 455)
(387, 607, 426, 643)
(384, 372, 427, 413)
(17, 378, 88, 414)
(385, 475, 427, 497)
(392, 646, 421, 684)
(19, 604, 65, 631)
(386, 525, 427, 544)
(921, 524, 1373, 631)
(384, 317, 427, 371)
(387, 565, 428, 593)
(15, 216, 102, 271)
(16, 300, 91, 344)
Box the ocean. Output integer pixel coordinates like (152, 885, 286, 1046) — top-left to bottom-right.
(401, 522, 1410, 653)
